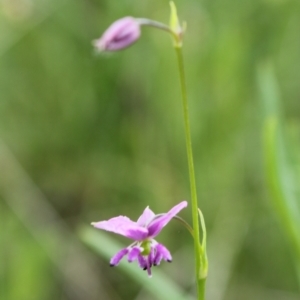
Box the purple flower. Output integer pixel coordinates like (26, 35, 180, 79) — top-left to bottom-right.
(91, 201, 187, 277)
(93, 17, 141, 52)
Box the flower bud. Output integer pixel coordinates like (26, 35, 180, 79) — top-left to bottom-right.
(93, 17, 141, 52)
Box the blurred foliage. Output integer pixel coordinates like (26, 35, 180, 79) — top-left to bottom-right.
(1, 0, 300, 299)
(260, 62, 300, 281)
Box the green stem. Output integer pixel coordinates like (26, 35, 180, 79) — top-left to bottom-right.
(174, 46, 206, 300)
(136, 19, 175, 35)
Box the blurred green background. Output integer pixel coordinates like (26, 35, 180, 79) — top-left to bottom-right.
(1, 0, 300, 299)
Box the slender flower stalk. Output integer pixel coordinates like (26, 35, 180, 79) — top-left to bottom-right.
(175, 46, 206, 299)
(169, 3, 207, 298)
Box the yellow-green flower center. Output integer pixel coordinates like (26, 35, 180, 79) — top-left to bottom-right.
(140, 240, 151, 256)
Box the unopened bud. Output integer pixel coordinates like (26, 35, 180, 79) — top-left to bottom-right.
(93, 17, 141, 52)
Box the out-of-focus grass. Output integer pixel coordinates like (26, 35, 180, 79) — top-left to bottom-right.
(259, 63, 300, 285)
(1, 0, 300, 299)
(0, 140, 108, 300)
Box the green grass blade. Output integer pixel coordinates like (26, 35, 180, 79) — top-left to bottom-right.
(259, 62, 300, 284)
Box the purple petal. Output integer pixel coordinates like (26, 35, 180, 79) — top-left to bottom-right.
(153, 246, 162, 266)
(110, 248, 129, 266)
(146, 257, 152, 277)
(155, 244, 172, 262)
(137, 206, 156, 227)
(93, 17, 140, 52)
(147, 201, 188, 238)
(128, 246, 142, 262)
(148, 246, 155, 266)
(138, 254, 147, 270)
(91, 216, 148, 240)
